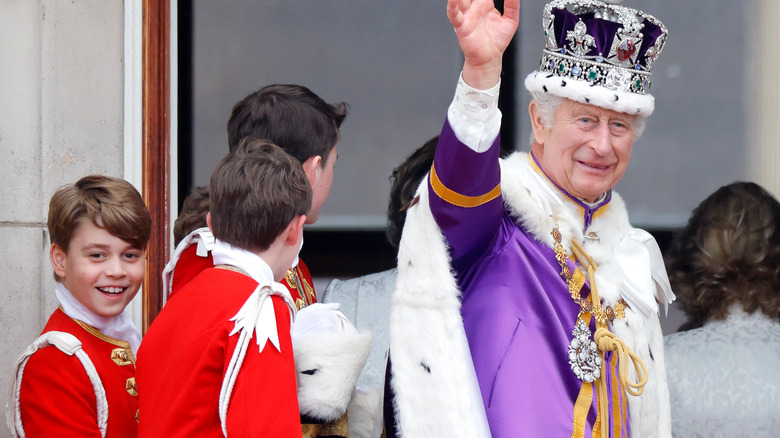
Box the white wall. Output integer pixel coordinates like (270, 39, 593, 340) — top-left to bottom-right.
(0, 2, 126, 436)
(747, 0, 780, 198)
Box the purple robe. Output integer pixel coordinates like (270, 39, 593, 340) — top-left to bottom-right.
(428, 120, 627, 437)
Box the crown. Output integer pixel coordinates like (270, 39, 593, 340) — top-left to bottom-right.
(525, 0, 668, 116)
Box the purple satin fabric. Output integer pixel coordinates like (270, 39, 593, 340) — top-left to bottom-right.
(432, 122, 503, 269)
(459, 215, 596, 436)
(429, 121, 629, 437)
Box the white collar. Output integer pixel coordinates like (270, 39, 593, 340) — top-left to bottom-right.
(55, 282, 142, 354)
(210, 239, 275, 285)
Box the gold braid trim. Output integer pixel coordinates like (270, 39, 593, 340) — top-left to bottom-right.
(301, 413, 348, 438)
(429, 164, 501, 208)
(70, 316, 136, 365)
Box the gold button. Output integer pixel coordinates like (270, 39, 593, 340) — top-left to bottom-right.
(126, 377, 138, 396)
(111, 348, 132, 366)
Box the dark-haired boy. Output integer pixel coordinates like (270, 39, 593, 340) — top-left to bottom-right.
(162, 86, 368, 434)
(136, 139, 312, 436)
(7, 175, 152, 438)
(164, 84, 348, 308)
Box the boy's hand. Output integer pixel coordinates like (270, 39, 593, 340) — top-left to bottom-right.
(447, 0, 520, 90)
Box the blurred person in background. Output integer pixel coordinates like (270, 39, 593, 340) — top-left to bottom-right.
(664, 181, 780, 436)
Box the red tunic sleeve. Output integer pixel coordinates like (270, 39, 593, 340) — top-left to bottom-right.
(18, 346, 103, 438)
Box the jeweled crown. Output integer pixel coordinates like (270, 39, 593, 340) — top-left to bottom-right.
(525, 0, 668, 116)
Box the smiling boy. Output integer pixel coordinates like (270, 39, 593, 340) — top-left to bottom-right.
(7, 175, 152, 438)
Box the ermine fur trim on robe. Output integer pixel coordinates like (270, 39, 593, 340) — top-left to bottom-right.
(389, 180, 491, 438)
(295, 331, 372, 422)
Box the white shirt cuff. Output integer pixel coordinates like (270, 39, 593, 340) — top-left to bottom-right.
(447, 73, 502, 153)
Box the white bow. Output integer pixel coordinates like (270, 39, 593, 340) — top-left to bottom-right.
(615, 228, 675, 316)
(220, 282, 295, 436)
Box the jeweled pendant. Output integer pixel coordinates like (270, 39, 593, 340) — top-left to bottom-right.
(568, 318, 602, 382)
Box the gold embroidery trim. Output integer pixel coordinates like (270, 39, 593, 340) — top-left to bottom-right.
(611, 359, 622, 438)
(571, 376, 593, 438)
(284, 269, 298, 290)
(298, 269, 316, 305)
(70, 315, 136, 365)
(429, 164, 501, 208)
(286, 266, 316, 310)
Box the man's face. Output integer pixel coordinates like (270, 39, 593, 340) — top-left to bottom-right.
(51, 220, 146, 318)
(306, 144, 338, 224)
(531, 99, 636, 202)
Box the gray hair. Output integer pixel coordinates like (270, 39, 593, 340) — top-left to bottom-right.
(528, 91, 647, 145)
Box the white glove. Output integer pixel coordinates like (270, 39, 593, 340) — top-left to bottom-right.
(292, 302, 357, 338)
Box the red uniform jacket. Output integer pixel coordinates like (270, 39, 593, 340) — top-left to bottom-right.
(169, 243, 317, 310)
(16, 308, 138, 438)
(136, 267, 300, 437)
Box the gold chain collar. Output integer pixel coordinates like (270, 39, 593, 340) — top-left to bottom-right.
(552, 226, 626, 324)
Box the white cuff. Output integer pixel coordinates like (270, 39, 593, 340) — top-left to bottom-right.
(447, 73, 502, 153)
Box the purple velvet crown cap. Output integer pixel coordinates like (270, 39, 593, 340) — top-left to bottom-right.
(525, 0, 668, 117)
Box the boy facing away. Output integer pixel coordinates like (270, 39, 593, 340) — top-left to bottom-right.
(165, 83, 348, 309)
(136, 138, 312, 436)
(164, 85, 368, 434)
(7, 175, 152, 438)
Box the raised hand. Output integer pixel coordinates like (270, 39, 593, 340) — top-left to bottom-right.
(447, 0, 520, 89)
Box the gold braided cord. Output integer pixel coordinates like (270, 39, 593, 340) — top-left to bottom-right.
(588, 261, 611, 438)
(570, 240, 597, 269)
(594, 328, 648, 397)
(569, 239, 648, 438)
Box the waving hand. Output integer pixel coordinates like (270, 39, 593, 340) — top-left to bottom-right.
(447, 0, 520, 89)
